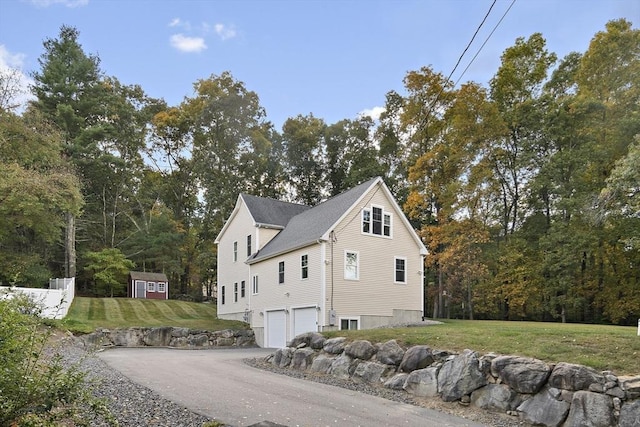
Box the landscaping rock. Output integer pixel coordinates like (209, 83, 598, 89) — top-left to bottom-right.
(437, 349, 487, 402)
(376, 339, 405, 366)
(323, 337, 347, 354)
(399, 345, 434, 373)
(352, 361, 393, 384)
(491, 355, 551, 394)
(548, 362, 605, 391)
(471, 384, 520, 412)
(403, 367, 439, 398)
(384, 373, 409, 390)
(309, 354, 334, 373)
(517, 388, 570, 427)
(291, 348, 315, 370)
(344, 339, 376, 360)
(272, 347, 293, 368)
(329, 354, 358, 380)
(619, 399, 640, 427)
(563, 390, 614, 427)
(290, 332, 325, 349)
(142, 327, 172, 346)
(620, 375, 640, 400)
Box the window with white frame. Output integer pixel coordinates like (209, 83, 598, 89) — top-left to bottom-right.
(278, 261, 285, 284)
(340, 318, 359, 330)
(241, 280, 245, 298)
(221, 285, 226, 304)
(157, 282, 166, 292)
(362, 206, 391, 237)
(233, 241, 238, 262)
(147, 281, 156, 292)
(234, 283, 238, 302)
(344, 250, 359, 280)
(301, 254, 308, 279)
(395, 257, 407, 283)
(252, 275, 259, 294)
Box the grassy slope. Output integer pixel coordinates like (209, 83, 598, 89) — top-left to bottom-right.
(62, 297, 248, 334)
(63, 298, 638, 375)
(324, 320, 640, 375)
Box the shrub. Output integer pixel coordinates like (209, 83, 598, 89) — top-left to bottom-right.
(0, 290, 114, 426)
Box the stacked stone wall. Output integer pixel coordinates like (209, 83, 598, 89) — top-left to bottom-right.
(82, 327, 255, 349)
(269, 333, 640, 427)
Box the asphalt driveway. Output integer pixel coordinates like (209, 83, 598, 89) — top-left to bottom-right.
(97, 347, 486, 427)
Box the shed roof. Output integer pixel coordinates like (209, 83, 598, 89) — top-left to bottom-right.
(129, 271, 168, 282)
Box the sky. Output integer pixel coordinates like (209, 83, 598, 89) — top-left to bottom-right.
(0, 0, 638, 130)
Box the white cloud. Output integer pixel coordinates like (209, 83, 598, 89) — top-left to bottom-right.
(168, 18, 182, 28)
(214, 23, 236, 40)
(0, 45, 35, 112)
(169, 34, 207, 53)
(359, 106, 385, 121)
(29, 0, 88, 8)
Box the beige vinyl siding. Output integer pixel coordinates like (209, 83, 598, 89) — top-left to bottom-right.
(257, 227, 280, 251)
(250, 244, 323, 335)
(325, 187, 422, 323)
(217, 202, 254, 318)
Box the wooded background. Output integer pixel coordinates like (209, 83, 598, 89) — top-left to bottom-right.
(1, 20, 637, 324)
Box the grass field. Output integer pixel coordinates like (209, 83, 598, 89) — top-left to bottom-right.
(324, 320, 640, 375)
(62, 297, 248, 334)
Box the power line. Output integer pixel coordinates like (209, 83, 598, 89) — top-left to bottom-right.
(454, 0, 517, 87)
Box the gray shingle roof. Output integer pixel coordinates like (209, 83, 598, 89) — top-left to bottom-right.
(248, 177, 380, 263)
(241, 194, 310, 228)
(129, 271, 168, 282)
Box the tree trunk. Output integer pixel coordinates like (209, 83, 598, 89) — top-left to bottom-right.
(65, 212, 76, 278)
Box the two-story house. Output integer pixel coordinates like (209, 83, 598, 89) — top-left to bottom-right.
(215, 176, 427, 348)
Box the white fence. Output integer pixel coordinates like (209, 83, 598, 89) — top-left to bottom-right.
(0, 277, 75, 319)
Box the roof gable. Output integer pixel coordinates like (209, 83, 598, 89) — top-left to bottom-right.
(241, 193, 310, 228)
(248, 177, 380, 263)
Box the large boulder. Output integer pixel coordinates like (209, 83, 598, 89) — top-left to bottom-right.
(290, 332, 325, 350)
(309, 354, 334, 374)
(517, 388, 571, 427)
(403, 367, 439, 398)
(619, 399, 640, 427)
(376, 340, 405, 366)
(619, 375, 640, 400)
(471, 384, 521, 412)
(143, 327, 173, 347)
(399, 345, 434, 373)
(547, 362, 605, 391)
(323, 337, 347, 354)
(272, 347, 293, 368)
(563, 391, 614, 427)
(329, 354, 358, 380)
(187, 333, 210, 347)
(344, 340, 376, 360)
(437, 349, 487, 402)
(352, 361, 394, 384)
(111, 328, 145, 346)
(291, 348, 316, 370)
(491, 355, 551, 394)
(384, 373, 409, 390)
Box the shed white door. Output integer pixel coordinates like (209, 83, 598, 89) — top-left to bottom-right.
(293, 307, 317, 337)
(266, 310, 286, 348)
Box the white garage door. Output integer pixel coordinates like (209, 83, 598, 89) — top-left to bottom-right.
(266, 310, 286, 348)
(293, 307, 317, 337)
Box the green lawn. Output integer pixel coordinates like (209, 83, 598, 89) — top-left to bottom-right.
(323, 320, 640, 375)
(62, 297, 248, 334)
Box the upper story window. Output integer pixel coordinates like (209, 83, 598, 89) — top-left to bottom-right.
(278, 261, 285, 284)
(233, 241, 238, 262)
(241, 280, 246, 298)
(362, 206, 391, 237)
(247, 235, 252, 257)
(301, 254, 308, 279)
(234, 283, 238, 302)
(252, 275, 259, 294)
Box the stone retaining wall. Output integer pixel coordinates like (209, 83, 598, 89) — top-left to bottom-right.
(82, 327, 255, 349)
(269, 332, 640, 427)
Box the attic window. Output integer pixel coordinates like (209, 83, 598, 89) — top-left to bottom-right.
(362, 206, 391, 237)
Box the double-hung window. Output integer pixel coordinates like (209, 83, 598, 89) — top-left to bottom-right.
(301, 254, 308, 279)
(278, 261, 285, 284)
(395, 257, 407, 284)
(233, 241, 238, 262)
(234, 283, 238, 302)
(247, 235, 252, 257)
(362, 206, 391, 237)
(221, 285, 226, 304)
(344, 250, 359, 280)
(241, 281, 245, 298)
(252, 275, 259, 294)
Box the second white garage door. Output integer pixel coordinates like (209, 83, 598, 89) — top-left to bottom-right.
(293, 307, 317, 338)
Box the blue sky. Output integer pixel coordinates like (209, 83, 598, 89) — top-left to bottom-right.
(0, 0, 637, 129)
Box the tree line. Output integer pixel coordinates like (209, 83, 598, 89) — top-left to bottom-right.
(0, 20, 638, 324)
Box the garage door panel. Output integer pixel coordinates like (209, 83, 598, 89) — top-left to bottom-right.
(293, 307, 317, 337)
(266, 310, 286, 348)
